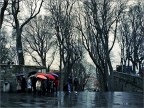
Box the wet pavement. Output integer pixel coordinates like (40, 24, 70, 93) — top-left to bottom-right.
(0, 91, 143, 108)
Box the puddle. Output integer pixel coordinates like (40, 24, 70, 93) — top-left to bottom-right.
(113, 103, 121, 105)
(20, 103, 34, 107)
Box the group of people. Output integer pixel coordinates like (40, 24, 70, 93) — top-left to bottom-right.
(16, 74, 79, 94)
(35, 77, 59, 95)
(63, 77, 79, 93)
(16, 75, 59, 95)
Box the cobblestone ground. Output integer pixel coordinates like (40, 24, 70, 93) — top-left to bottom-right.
(0, 91, 143, 108)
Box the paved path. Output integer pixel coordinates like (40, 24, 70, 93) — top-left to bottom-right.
(0, 91, 143, 108)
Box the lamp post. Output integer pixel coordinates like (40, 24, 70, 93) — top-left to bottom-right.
(17, 48, 23, 72)
(18, 49, 22, 54)
(0, 37, 5, 77)
(17, 48, 24, 65)
(1, 61, 7, 81)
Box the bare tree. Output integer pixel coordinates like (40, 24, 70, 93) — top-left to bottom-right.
(10, 0, 43, 65)
(76, 0, 125, 91)
(23, 16, 57, 70)
(118, 1, 144, 75)
(47, 0, 84, 90)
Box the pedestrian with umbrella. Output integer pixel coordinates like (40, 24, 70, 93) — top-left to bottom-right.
(21, 76, 27, 93)
(45, 78, 50, 94)
(67, 76, 72, 93)
(31, 76, 37, 94)
(16, 78, 21, 93)
(49, 79, 54, 93)
(54, 77, 59, 93)
(35, 74, 47, 95)
(36, 78, 42, 95)
(27, 77, 32, 93)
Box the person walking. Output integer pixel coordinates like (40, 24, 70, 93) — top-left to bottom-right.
(16, 79, 21, 93)
(49, 79, 54, 93)
(21, 76, 27, 93)
(31, 77, 37, 94)
(27, 77, 32, 93)
(46, 78, 50, 94)
(74, 77, 79, 93)
(67, 77, 72, 93)
(41, 79, 46, 95)
(54, 78, 59, 93)
(36, 79, 42, 95)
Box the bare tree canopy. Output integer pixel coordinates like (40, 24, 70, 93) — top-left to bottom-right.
(11, 0, 44, 65)
(76, 0, 126, 91)
(118, 1, 144, 75)
(23, 16, 57, 69)
(1, 0, 143, 92)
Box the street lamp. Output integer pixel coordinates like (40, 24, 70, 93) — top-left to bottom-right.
(18, 49, 22, 53)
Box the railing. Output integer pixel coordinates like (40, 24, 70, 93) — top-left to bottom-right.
(113, 71, 143, 92)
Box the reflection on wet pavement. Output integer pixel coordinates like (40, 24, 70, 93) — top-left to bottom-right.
(0, 91, 143, 108)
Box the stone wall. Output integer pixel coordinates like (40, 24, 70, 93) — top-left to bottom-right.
(113, 71, 144, 92)
(0, 64, 46, 92)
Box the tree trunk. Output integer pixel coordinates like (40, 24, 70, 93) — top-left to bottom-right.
(41, 57, 46, 67)
(59, 45, 64, 91)
(16, 29, 24, 65)
(107, 57, 114, 91)
(0, 0, 9, 29)
(139, 61, 142, 75)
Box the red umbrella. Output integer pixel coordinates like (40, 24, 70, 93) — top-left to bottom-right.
(36, 72, 46, 76)
(36, 74, 47, 79)
(46, 74, 55, 80)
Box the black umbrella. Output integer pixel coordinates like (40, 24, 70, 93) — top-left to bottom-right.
(28, 71, 37, 77)
(49, 73, 59, 77)
(15, 73, 25, 77)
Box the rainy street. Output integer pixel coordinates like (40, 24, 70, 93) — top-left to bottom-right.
(0, 0, 144, 108)
(0, 91, 143, 108)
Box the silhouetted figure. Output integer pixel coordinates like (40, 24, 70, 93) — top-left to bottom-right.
(41, 80, 46, 95)
(27, 78, 32, 93)
(21, 77, 27, 92)
(16, 79, 21, 93)
(49, 80, 54, 93)
(36, 79, 42, 95)
(46, 78, 50, 94)
(74, 77, 79, 93)
(63, 83, 68, 92)
(67, 77, 72, 93)
(54, 78, 59, 93)
(31, 77, 37, 94)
